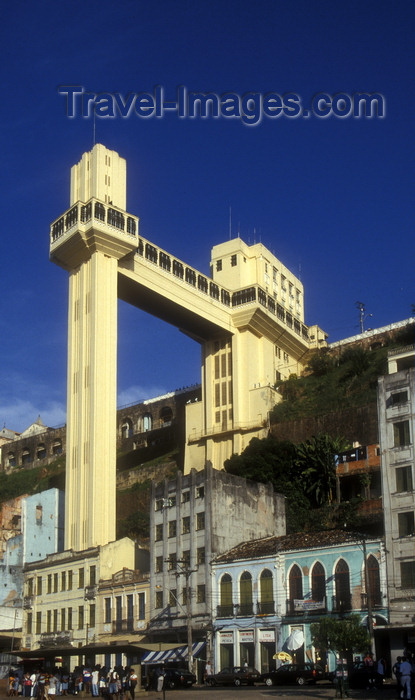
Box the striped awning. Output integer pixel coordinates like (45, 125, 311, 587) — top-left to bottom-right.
(141, 640, 206, 664)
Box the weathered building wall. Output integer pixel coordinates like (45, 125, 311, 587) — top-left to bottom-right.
(270, 403, 379, 446)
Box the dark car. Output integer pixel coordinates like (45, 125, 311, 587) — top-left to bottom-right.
(163, 668, 197, 689)
(262, 663, 325, 686)
(207, 666, 262, 686)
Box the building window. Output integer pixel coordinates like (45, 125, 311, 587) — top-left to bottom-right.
(143, 413, 152, 432)
(53, 609, 58, 632)
(68, 607, 72, 630)
(155, 499, 164, 511)
(400, 561, 415, 589)
(216, 260, 222, 271)
(37, 576, 42, 595)
(89, 604, 96, 628)
(197, 584, 206, 603)
(27, 612, 32, 635)
(394, 420, 410, 447)
(27, 578, 34, 596)
(196, 512, 205, 530)
(239, 571, 253, 616)
(155, 556, 163, 573)
(196, 486, 205, 499)
(167, 553, 177, 570)
(197, 547, 205, 565)
(396, 466, 413, 493)
(219, 573, 233, 617)
(311, 561, 326, 604)
(36, 505, 43, 524)
(155, 591, 163, 609)
(182, 491, 190, 503)
(289, 564, 303, 603)
(390, 391, 408, 405)
(231, 254, 237, 267)
(367, 555, 382, 607)
(259, 569, 274, 614)
(155, 524, 163, 541)
(47, 610, 51, 633)
(47, 574, 52, 594)
(61, 571, 66, 591)
(182, 516, 190, 534)
(182, 550, 190, 565)
(78, 568, 84, 588)
(138, 592, 145, 619)
(168, 520, 177, 538)
(169, 589, 177, 607)
(104, 598, 111, 624)
(398, 511, 415, 537)
(89, 565, 96, 586)
(36, 611, 41, 634)
(61, 609, 65, 631)
(335, 559, 351, 611)
(78, 605, 84, 630)
(68, 570, 73, 590)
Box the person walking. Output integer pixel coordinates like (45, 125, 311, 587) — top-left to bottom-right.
(399, 657, 412, 700)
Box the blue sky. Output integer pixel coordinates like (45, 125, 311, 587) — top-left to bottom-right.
(1, 0, 414, 433)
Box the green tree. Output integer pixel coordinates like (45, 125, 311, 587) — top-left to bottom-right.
(310, 614, 370, 661)
(296, 434, 348, 506)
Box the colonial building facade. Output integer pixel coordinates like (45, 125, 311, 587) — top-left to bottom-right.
(211, 531, 388, 674)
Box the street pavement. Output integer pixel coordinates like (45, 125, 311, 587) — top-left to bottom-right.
(141, 679, 400, 700)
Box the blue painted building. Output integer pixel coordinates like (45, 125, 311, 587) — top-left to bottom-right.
(211, 530, 388, 674)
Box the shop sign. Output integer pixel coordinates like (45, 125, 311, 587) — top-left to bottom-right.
(239, 630, 254, 643)
(258, 629, 275, 642)
(220, 631, 234, 644)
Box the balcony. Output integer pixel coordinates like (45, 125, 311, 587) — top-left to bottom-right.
(216, 604, 235, 619)
(235, 603, 254, 617)
(23, 596, 34, 610)
(331, 595, 352, 613)
(112, 619, 135, 634)
(257, 601, 275, 615)
(84, 585, 97, 600)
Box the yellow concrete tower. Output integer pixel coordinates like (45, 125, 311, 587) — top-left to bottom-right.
(50, 144, 138, 551)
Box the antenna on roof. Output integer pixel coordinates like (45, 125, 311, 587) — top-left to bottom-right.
(229, 206, 232, 239)
(356, 301, 373, 333)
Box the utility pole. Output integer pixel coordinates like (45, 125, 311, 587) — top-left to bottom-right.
(175, 559, 198, 674)
(362, 536, 375, 654)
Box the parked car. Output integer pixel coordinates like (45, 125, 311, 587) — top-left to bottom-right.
(262, 663, 325, 686)
(207, 666, 262, 686)
(163, 668, 197, 689)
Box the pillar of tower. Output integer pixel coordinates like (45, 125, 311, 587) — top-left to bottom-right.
(65, 251, 118, 550)
(50, 144, 137, 551)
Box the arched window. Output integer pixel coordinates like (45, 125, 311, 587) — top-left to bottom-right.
(335, 559, 351, 612)
(7, 452, 16, 467)
(239, 571, 253, 616)
(143, 413, 152, 432)
(22, 449, 32, 465)
(52, 439, 62, 455)
(36, 444, 46, 460)
(160, 407, 173, 426)
(367, 554, 382, 607)
(219, 574, 233, 617)
(121, 419, 133, 439)
(311, 562, 326, 606)
(289, 564, 303, 600)
(259, 569, 274, 614)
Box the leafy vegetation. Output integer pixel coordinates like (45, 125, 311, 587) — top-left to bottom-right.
(271, 345, 389, 422)
(224, 433, 350, 533)
(0, 456, 66, 503)
(311, 614, 370, 660)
